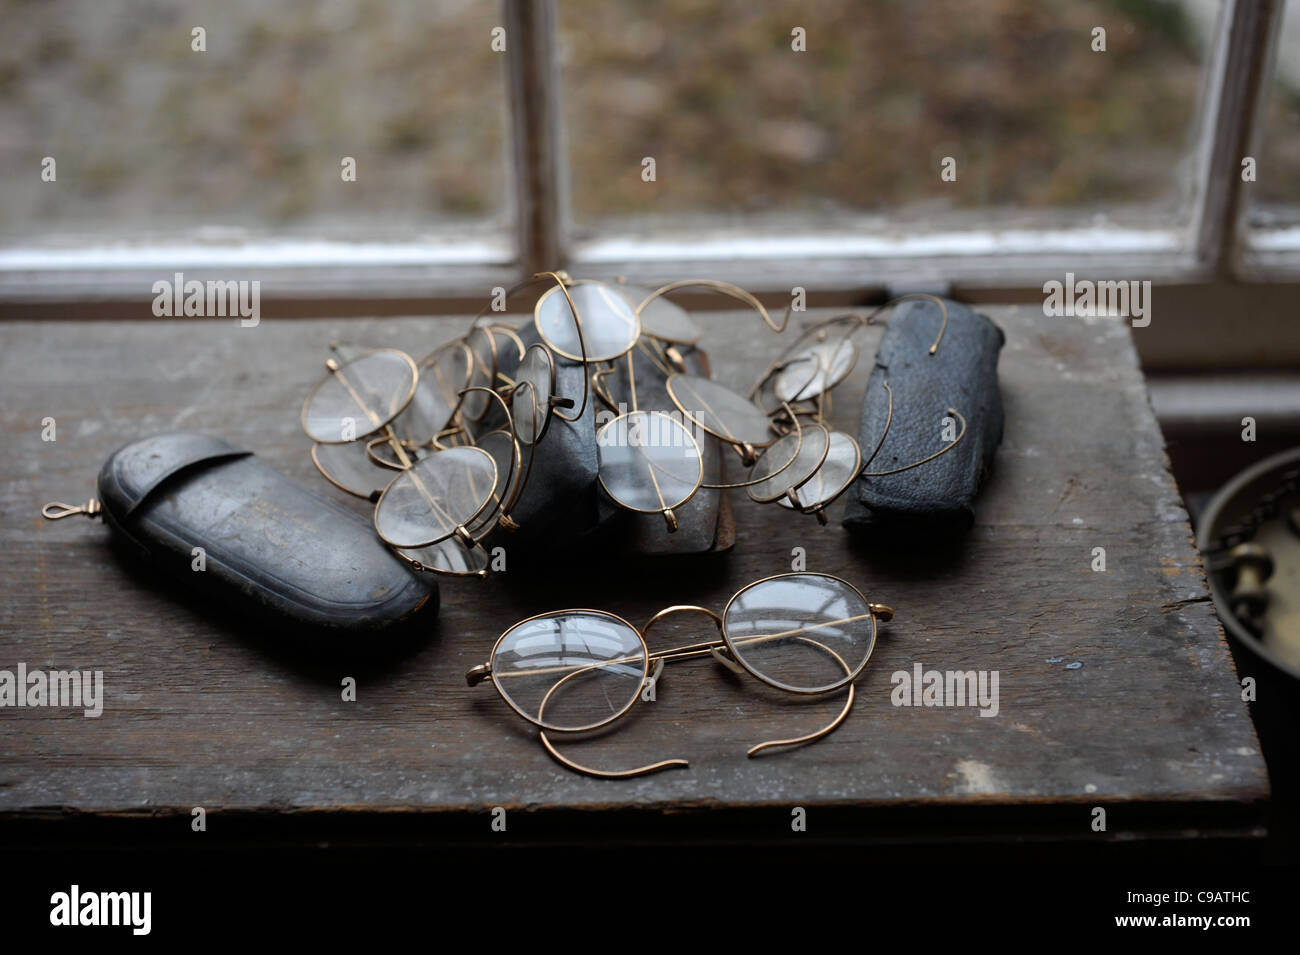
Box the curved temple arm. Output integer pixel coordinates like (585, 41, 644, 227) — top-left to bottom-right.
(868, 293, 949, 355)
(536, 664, 690, 779)
(745, 636, 855, 757)
(640, 279, 791, 334)
(861, 380, 896, 471)
(538, 729, 690, 779)
(860, 407, 967, 478)
(533, 271, 591, 423)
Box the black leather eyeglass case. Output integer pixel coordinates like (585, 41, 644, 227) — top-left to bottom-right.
(96, 432, 436, 632)
(842, 297, 1005, 534)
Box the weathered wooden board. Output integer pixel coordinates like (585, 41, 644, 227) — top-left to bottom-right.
(0, 306, 1268, 844)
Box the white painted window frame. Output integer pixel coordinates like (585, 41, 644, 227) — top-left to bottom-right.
(0, 0, 1294, 305)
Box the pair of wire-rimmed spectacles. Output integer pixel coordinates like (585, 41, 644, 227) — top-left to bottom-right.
(466, 572, 892, 778)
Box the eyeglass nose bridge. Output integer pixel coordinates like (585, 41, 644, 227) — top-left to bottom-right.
(641, 604, 750, 674)
(641, 604, 724, 655)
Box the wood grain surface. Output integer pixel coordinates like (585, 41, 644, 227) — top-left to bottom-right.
(0, 306, 1268, 846)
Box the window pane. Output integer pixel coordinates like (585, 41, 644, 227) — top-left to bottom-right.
(558, 0, 1216, 236)
(0, 0, 509, 243)
(1250, 0, 1300, 223)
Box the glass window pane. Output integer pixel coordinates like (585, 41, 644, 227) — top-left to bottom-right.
(1250, 0, 1300, 224)
(0, 0, 509, 243)
(558, 0, 1217, 236)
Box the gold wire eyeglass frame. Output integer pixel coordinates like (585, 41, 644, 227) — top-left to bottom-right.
(466, 571, 892, 779)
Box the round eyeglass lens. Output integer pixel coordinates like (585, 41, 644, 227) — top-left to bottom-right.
(747, 423, 830, 503)
(535, 282, 640, 362)
(621, 285, 701, 344)
(399, 343, 471, 445)
(311, 440, 392, 499)
(775, 337, 857, 403)
(753, 365, 810, 416)
(302, 349, 417, 443)
(373, 446, 497, 548)
(511, 345, 553, 445)
(724, 574, 876, 692)
(491, 611, 648, 732)
(466, 429, 520, 534)
(667, 374, 773, 447)
(778, 430, 862, 511)
(399, 536, 489, 577)
(597, 411, 704, 513)
(458, 326, 503, 421)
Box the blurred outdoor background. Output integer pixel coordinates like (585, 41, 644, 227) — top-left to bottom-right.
(2, 0, 1296, 243)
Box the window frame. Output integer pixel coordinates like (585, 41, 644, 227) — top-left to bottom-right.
(0, 0, 1294, 305)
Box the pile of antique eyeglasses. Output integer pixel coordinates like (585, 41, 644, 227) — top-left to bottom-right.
(300, 270, 966, 577)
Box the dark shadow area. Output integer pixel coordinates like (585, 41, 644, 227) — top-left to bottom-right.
(841, 519, 974, 577)
(105, 536, 439, 683)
